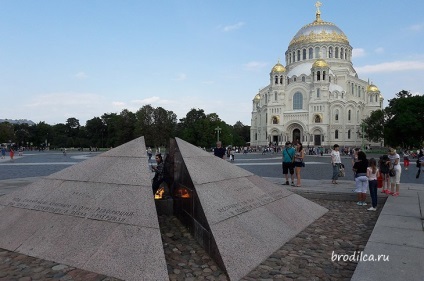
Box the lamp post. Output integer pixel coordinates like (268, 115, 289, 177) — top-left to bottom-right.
(215, 126, 222, 142)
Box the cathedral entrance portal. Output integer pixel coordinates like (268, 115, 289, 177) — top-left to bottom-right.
(314, 135, 321, 146)
(292, 129, 301, 144)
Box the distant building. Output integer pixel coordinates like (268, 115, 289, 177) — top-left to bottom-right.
(250, 3, 383, 148)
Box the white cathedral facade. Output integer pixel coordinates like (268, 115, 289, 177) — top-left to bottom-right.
(250, 3, 383, 148)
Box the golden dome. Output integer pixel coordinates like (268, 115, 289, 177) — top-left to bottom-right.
(367, 84, 380, 92)
(312, 59, 328, 68)
(272, 61, 286, 72)
(254, 94, 261, 100)
(289, 7, 349, 47)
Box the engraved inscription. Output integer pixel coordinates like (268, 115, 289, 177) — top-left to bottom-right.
(216, 191, 287, 218)
(7, 197, 134, 223)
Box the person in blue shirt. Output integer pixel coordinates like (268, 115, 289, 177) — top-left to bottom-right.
(282, 141, 295, 186)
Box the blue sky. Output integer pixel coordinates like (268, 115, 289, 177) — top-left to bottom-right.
(1, 0, 423, 126)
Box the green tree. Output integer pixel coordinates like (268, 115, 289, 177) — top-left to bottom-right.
(0, 122, 15, 143)
(135, 105, 155, 146)
(85, 117, 107, 147)
(385, 90, 424, 148)
(362, 110, 385, 144)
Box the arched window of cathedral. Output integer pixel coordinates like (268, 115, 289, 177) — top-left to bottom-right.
(315, 47, 320, 58)
(335, 130, 339, 139)
(265, 94, 267, 103)
(348, 110, 351, 121)
(302, 76, 305, 82)
(329, 76, 331, 83)
(335, 47, 339, 58)
(335, 92, 338, 99)
(370, 95, 373, 102)
(351, 83, 354, 96)
(280, 75, 283, 84)
(275, 76, 278, 84)
(357, 110, 359, 122)
(255, 133, 257, 141)
(375, 95, 378, 102)
(297, 50, 301, 61)
(358, 86, 361, 97)
(315, 115, 321, 123)
(274, 92, 277, 101)
(341, 92, 344, 99)
(323, 71, 326, 80)
(309, 48, 313, 59)
(289, 53, 292, 64)
(272, 116, 278, 124)
(348, 130, 351, 139)
(317, 88, 320, 98)
(341, 48, 344, 59)
(294, 77, 297, 82)
(335, 109, 339, 121)
(329, 47, 333, 58)
(293, 92, 303, 110)
(317, 71, 321, 81)
(322, 47, 327, 58)
(287, 77, 290, 85)
(303, 49, 306, 60)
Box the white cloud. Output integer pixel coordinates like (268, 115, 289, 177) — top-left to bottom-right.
(374, 47, 384, 54)
(75, 72, 88, 79)
(172, 73, 187, 81)
(352, 48, 366, 58)
(356, 60, 424, 73)
(223, 22, 245, 32)
(244, 61, 268, 71)
(408, 23, 424, 32)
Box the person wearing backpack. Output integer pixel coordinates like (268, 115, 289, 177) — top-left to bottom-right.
(379, 154, 390, 194)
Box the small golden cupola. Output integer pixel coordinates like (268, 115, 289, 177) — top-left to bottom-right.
(271, 60, 286, 73)
(312, 58, 329, 68)
(367, 84, 380, 93)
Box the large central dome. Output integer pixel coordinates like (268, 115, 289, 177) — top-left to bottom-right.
(289, 11, 349, 47)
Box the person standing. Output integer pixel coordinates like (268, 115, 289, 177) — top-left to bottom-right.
(388, 148, 401, 196)
(151, 153, 165, 195)
(281, 141, 295, 186)
(147, 147, 153, 161)
(353, 151, 368, 206)
(331, 144, 342, 184)
(1, 146, 5, 159)
(293, 142, 305, 187)
(403, 150, 410, 170)
(367, 158, 379, 211)
(213, 141, 226, 159)
(379, 154, 390, 194)
(9, 147, 15, 161)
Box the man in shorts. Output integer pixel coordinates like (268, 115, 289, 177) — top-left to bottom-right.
(282, 141, 295, 186)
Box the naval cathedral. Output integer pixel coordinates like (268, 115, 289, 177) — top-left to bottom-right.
(250, 3, 383, 148)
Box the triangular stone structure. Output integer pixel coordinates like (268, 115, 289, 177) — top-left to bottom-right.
(0, 137, 168, 281)
(172, 138, 328, 280)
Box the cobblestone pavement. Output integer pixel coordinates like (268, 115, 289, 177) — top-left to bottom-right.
(0, 198, 383, 280)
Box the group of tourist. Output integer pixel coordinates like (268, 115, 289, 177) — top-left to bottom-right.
(330, 145, 420, 211)
(280, 141, 305, 187)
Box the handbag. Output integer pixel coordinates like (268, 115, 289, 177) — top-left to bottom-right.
(338, 166, 345, 177)
(389, 168, 396, 177)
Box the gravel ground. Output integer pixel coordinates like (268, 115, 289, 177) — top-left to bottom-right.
(0, 198, 383, 281)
